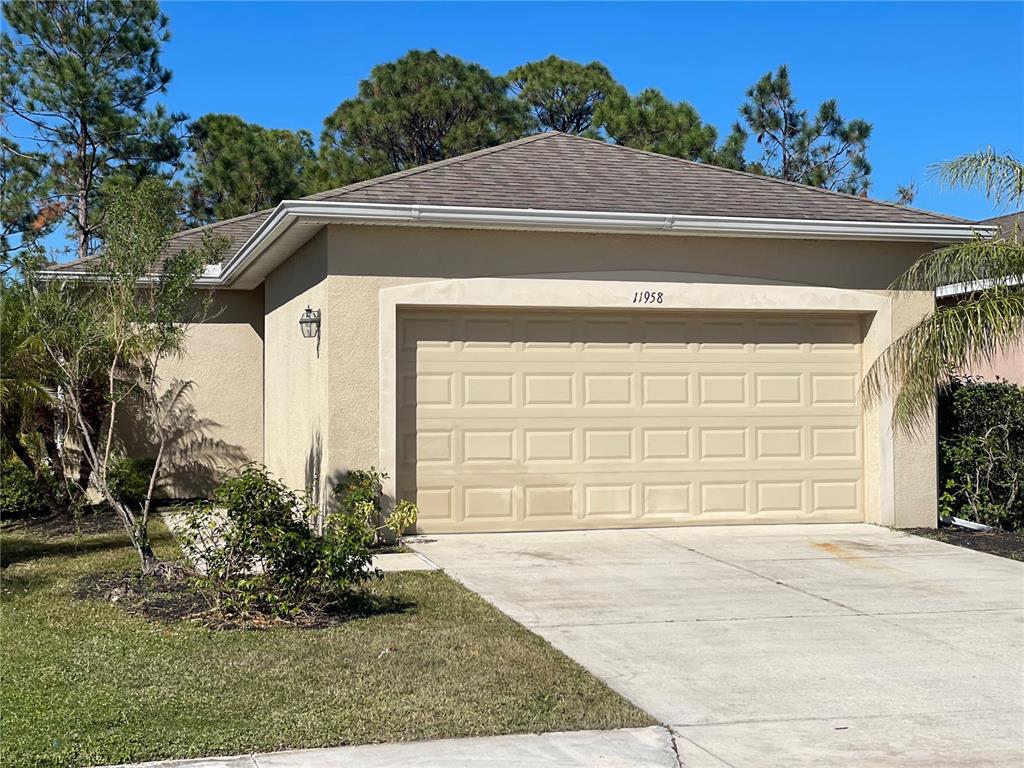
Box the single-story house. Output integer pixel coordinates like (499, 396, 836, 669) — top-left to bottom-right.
(46, 132, 992, 532)
(937, 210, 1023, 385)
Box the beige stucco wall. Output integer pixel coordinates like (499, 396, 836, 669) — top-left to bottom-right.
(302, 224, 939, 527)
(888, 290, 939, 528)
(263, 229, 332, 506)
(121, 287, 264, 498)
(179, 223, 942, 527)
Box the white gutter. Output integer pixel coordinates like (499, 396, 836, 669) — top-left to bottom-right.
(936, 275, 1023, 298)
(41, 200, 993, 287)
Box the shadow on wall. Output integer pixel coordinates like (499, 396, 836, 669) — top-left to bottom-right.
(117, 380, 249, 499)
(303, 431, 372, 509)
(305, 429, 323, 509)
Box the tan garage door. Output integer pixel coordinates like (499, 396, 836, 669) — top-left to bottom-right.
(397, 309, 865, 533)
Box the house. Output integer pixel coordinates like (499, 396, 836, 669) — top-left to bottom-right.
(936, 210, 1023, 385)
(46, 132, 990, 532)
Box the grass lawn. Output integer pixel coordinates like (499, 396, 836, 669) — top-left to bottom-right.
(1, 513, 653, 768)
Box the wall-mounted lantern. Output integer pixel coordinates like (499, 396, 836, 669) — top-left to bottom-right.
(299, 306, 321, 339)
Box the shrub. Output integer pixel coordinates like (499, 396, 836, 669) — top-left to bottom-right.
(938, 377, 1024, 530)
(331, 468, 418, 545)
(0, 461, 50, 520)
(332, 467, 386, 523)
(386, 499, 419, 544)
(181, 464, 377, 619)
(107, 456, 157, 508)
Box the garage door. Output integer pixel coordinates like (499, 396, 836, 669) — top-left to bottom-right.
(397, 309, 865, 532)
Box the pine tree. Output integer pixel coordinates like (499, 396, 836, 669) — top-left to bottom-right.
(1, 0, 186, 261)
(317, 50, 526, 187)
(595, 88, 719, 161)
(0, 140, 52, 271)
(507, 55, 625, 135)
(739, 65, 872, 194)
(185, 114, 315, 224)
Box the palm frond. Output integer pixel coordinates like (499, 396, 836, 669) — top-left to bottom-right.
(891, 237, 1024, 292)
(862, 288, 1024, 434)
(929, 148, 1024, 208)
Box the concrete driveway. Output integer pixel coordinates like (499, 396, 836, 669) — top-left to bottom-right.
(413, 524, 1024, 767)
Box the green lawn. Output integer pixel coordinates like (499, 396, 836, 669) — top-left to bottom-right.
(1, 514, 652, 768)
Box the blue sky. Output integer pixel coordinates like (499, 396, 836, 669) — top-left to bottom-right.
(112, 2, 1024, 221)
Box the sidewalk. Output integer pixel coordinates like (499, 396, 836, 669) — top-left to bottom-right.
(104, 726, 680, 768)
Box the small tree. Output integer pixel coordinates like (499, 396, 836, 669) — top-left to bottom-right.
(32, 179, 226, 572)
(894, 182, 917, 207)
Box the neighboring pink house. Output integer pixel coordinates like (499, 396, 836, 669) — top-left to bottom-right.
(937, 211, 1023, 385)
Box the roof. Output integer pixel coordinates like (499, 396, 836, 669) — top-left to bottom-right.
(48, 131, 969, 274)
(978, 211, 1022, 241)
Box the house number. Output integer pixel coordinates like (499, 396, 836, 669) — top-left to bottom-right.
(632, 290, 664, 304)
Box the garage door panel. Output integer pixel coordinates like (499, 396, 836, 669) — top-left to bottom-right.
(400, 421, 863, 472)
(399, 309, 865, 532)
(397, 472, 863, 532)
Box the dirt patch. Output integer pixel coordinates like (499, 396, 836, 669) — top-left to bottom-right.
(908, 528, 1024, 561)
(73, 568, 412, 630)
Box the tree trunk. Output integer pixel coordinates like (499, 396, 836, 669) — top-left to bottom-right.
(77, 118, 89, 262)
(34, 406, 79, 510)
(75, 379, 109, 495)
(138, 540, 161, 575)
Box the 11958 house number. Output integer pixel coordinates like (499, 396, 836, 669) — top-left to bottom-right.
(632, 289, 664, 304)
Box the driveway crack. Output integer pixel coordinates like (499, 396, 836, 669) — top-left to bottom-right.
(648, 534, 867, 616)
(667, 725, 738, 768)
(667, 726, 684, 768)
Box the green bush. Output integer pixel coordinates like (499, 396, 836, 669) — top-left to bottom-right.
(331, 468, 418, 544)
(181, 464, 377, 619)
(386, 499, 419, 544)
(107, 456, 157, 508)
(0, 461, 50, 520)
(332, 467, 386, 522)
(938, 377, 1024, 530)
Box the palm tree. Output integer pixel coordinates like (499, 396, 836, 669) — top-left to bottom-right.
(862, 149, 1024, 432)
(0, 280, 73, 514)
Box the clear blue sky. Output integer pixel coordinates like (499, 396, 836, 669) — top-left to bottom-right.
(165, 1, 1020, 220)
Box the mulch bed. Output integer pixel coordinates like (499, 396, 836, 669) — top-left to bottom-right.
(73, 567, 411, 630)
(908, 527, 1024, 561)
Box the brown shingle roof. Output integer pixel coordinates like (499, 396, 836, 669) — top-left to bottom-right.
(48, 132, 965, 272)
(978, 211, 1022, 241)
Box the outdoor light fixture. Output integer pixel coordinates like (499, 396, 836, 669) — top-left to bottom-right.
(299, 306, 321, 339)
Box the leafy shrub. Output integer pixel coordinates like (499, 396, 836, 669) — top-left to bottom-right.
(181, 464, 377, 619)
(332, 467, 385, 523)
(386, 499, 419, 544)
(938, 377, 1024, 529)
(0, 461, 49, 520)
(331, 468, 418, 545)
(107, 456, 157, 508)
